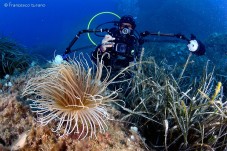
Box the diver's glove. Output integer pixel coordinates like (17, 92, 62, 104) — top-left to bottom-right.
(100, 35, 115, 52)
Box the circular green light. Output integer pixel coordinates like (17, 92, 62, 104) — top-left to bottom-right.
(87, 12, 120, 46)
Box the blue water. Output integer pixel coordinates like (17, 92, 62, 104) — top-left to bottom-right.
(0, 0, 226, 58)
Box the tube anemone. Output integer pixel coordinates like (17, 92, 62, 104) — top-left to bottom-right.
(22, 55, 118, 139)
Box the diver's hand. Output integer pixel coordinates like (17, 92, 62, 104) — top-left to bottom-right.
(100, 35, 115, 52)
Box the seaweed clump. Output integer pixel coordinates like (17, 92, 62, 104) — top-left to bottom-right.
(0, 37, 32, 79)
(0, 93, 33, 149)
(117, 52, 227, 150)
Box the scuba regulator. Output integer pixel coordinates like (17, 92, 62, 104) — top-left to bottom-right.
(121, 26, 132, 35)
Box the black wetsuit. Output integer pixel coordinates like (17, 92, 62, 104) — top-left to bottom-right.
(91, 28, 143, 70)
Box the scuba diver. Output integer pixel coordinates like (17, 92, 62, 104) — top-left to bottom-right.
(91, 15, 143, 70)
(62, 15, 206, 70)
(90, 15, 205, 71)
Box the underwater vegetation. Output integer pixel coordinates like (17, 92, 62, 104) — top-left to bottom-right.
(117, 52, 227, 150)
(0, 37, 33, 79)
(0, 92, 33, 150)
(0, 33, 227, 150)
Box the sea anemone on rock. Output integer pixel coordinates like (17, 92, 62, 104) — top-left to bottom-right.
(22, 55, 119, 139)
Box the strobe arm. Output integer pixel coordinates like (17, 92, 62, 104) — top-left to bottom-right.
(140, 31, 205, 55)
(140, 31, 190, 41)
(65, 28, 109, 55)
